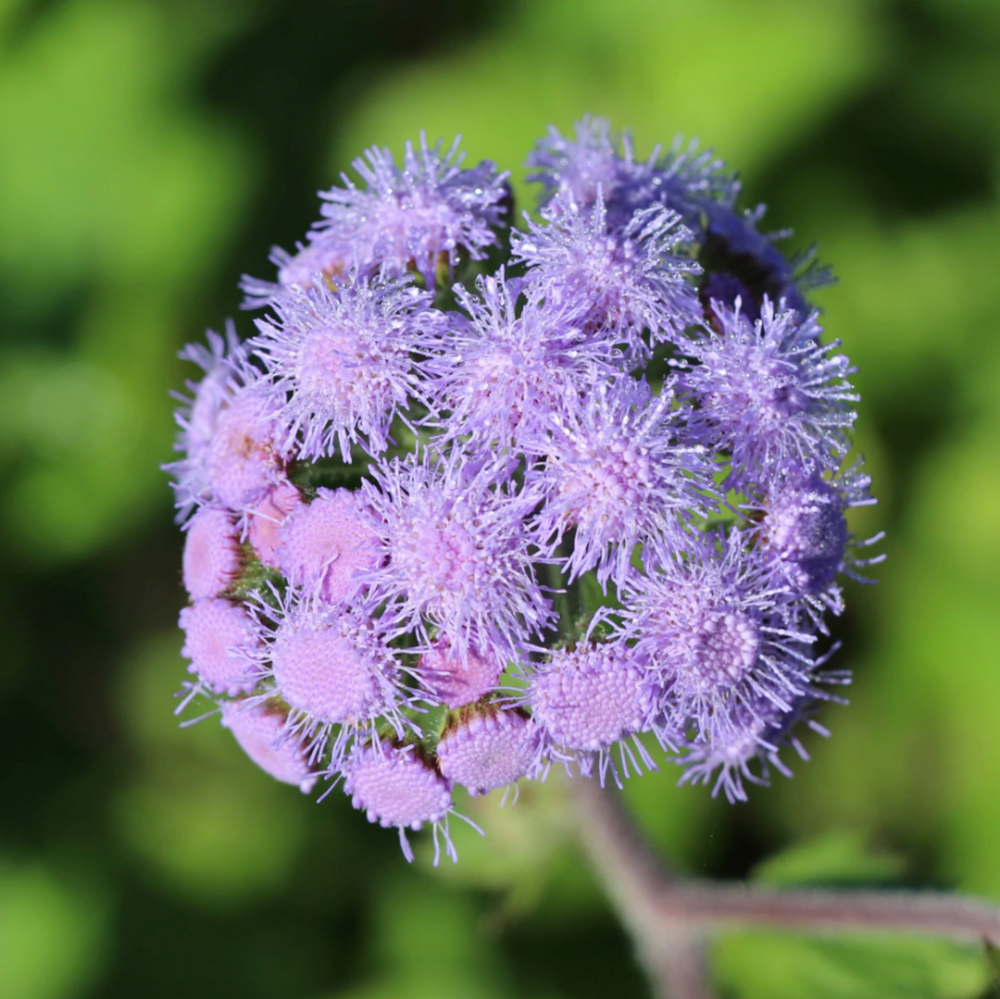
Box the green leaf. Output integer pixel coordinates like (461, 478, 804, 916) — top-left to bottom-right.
(713, 931, 992, 999)
(751, 830, 907, 887)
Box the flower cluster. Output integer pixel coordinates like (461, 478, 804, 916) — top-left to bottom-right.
(167, 121, 881, 861)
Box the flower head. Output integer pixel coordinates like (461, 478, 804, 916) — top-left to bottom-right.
(527, 117, 629, 215)
(436, 707, 535, 797)
(238, 589, 408, 768)
(524, 377, 714, 588)
(527, 117, 736, 234)
(701, 202, 832, 316)
(755, 460, 884, 624)
(179, 597, 260, 696)
(360, 449, 553, 661)
(246, 479, 304, 569)
(621, 532, 825, 750)
(342, 740, 457, 863)
(171, 120, 879, 846)
(417, 636, 504, 709)
(316, 134, 508, 287)
(513, 193, 702, 355)
(165, 323, 273, 519)
(251, 272, 432, 461)
(278, 487, 381, 605)
(529, 640, 658, 785)
(421, 270, 622, 448)
(220, 700, 319, 793)
(678, 671, 848, 803)
(677, 298, 858, 487)
(182, 507, 241, 599)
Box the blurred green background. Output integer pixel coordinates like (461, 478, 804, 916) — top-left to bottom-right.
(2, 1, 999, 997)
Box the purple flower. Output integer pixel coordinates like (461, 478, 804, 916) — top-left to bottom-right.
(359, 448, 554, 662)
(165, 323, 276, 519)
(278, 487, 381, 605)
(250, 271, 432, 461)
(755, 461, 885, 626)
(182, 507, 241, 599)
(342, 739, 461, 863)
(170, 120, 881, 837)
(241, 241, 347, 310)
(527, 117, 737, 234)
(620, 531, 821, 748)
(527, 116, 627, 215)
(274, 135, 509, 297)
(436, 706, 536, 797)
(220, 700, 319, 793)
(651, 136, 740, 231)
(678, 670, 849, 803)
(417, 636, 504, 709)
(701, 202, 832, 316)
(512, 192, 702, 356)
(523, 377, 714, 589)
(204, 388, 285, 513)
(238, 588, 409, 768)
(677, 297, 858, 487)
(246, 479, 304, 569)
(528, 639, 659, 786)
(179, 597, 260, 697)
(761, 471, 849, 596)
(420, 271, 622, 448)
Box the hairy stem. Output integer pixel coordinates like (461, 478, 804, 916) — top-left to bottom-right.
(571, 779, 1000, 999)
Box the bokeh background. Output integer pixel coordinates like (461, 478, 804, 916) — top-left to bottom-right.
(2, 1, 1000, 996)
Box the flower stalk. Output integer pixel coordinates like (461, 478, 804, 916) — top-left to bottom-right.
(571, 778, 1000, 999)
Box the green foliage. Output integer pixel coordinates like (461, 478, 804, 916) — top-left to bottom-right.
(111, 631, 311, 906)
(0, 862, 109, 999)
(750, 830, 908, 887)
(0, 0, 253, 561)
(714, 933, 991, 999)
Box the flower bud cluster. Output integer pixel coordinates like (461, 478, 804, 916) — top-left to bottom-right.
(166, 120, 881, 860)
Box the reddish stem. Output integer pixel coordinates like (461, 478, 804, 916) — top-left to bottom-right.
(571, 779, 1000, 999)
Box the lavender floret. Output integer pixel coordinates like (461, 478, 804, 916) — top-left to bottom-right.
(677, 297, 858, 488)
(513, 192, 703, 356)
(250, 271, 433, 461)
